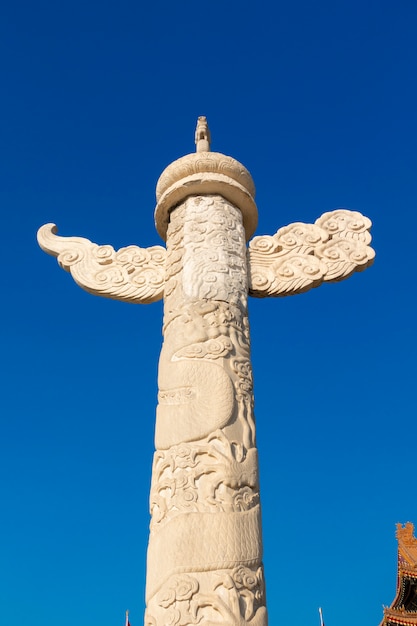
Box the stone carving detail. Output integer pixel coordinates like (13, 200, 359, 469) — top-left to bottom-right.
(146, 194, 266, 624)
(155, 358, 235, 449)
(248, 209, 374, 297)
(145, 565, 266, 626)
(195, 115, 211, 152)
(38, 202, 373, 626)
(154, 135, 258, 241)
(37, 118, 375, 626)
(150, 434, 259, 528)
(156, 155, 255, 204)
(37, 223, 166, 303)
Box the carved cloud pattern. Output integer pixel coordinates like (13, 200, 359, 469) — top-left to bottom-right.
(37, 223, 166, 304)
(247, 209, 375, 297)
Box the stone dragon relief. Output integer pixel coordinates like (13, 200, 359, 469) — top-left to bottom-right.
(37, 117, 374, 626)
(144, 194, 267, 626)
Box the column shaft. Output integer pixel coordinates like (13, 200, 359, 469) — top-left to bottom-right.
(145, 195, 267, 626)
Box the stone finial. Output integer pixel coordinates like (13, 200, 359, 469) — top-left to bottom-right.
(154, 117, 257, 242)
(195, 116, 211, 152)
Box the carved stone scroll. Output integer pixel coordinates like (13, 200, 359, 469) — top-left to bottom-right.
(248, 209, 374, 297)
(37, 223, 166, 304)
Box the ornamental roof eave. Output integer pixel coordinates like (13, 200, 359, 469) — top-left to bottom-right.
(399, 567, 417, 579)
(382, 606, 417, 625)
(397, 523, 417, 566)
(380, 524, 417, 626)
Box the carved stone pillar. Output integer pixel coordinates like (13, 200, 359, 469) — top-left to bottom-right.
(36, 116, 374, 626)
(145, 194, 267, 625)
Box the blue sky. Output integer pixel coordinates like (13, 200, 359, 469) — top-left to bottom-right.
(1, 1, 416, 625)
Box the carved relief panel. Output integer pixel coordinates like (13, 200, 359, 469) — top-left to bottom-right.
(146, 195, 267, 626)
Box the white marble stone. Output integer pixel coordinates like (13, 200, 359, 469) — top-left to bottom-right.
(37, 116, 374, 626)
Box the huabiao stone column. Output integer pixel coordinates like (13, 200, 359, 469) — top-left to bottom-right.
(37, 117, 375, 626)
(146, 121, 265, 624)
(148, 214, 263, 623)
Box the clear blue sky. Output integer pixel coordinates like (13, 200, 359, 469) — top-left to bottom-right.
(1, 1, 416, 625)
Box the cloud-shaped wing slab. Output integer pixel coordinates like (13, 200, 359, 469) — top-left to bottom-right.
(248, 209, 375, 298)
(37, 224, 166, 304)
